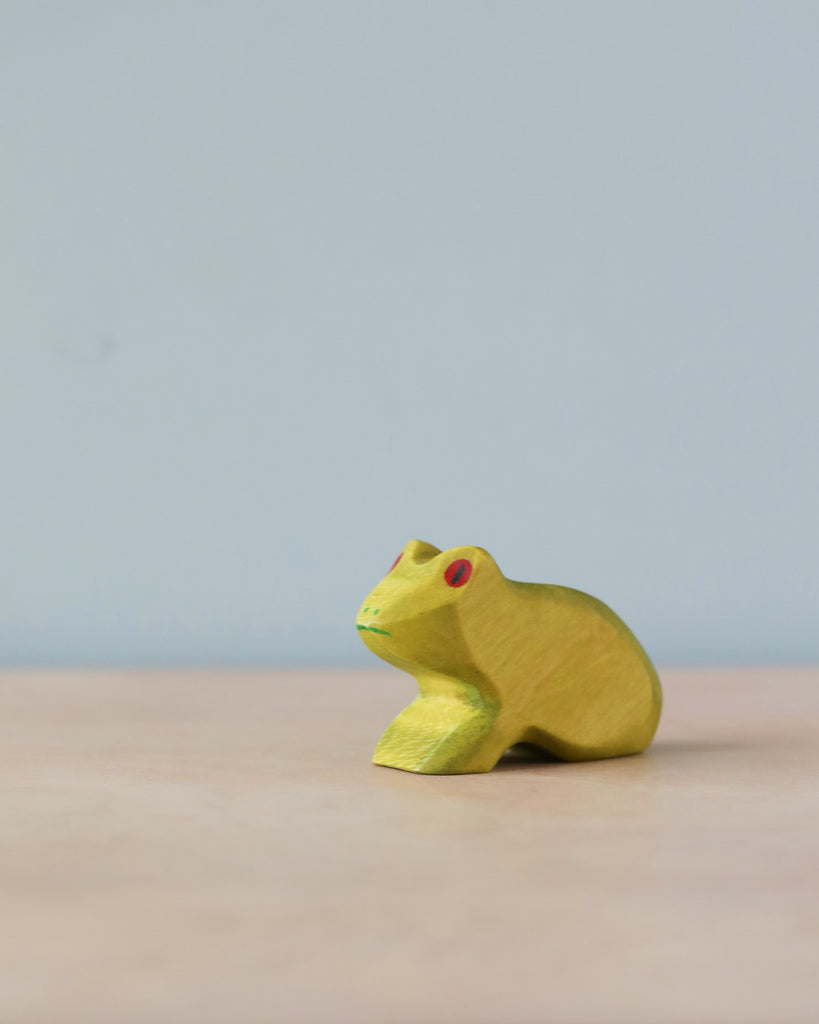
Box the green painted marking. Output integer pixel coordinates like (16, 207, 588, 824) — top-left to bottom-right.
(357, 624, 392, 636)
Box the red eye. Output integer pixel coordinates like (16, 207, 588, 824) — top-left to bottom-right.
(444, 559, 472, 587)
(388, 552, 403, 573)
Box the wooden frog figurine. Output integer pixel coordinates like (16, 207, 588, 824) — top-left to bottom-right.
(357, 540, 662, 774)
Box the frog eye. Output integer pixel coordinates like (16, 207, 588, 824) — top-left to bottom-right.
(444, 559, 472, 588)
(388, 552, 403, 573)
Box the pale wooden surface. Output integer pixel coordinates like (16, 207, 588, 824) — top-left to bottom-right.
(0, 668, 816, 1024)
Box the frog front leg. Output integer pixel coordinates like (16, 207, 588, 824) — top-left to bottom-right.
(373, 674, 510, 774)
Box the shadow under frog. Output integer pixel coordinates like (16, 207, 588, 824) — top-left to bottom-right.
(356, 540, 662, 775)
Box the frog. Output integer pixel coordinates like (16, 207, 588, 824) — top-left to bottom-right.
(356, 539, 662, 774)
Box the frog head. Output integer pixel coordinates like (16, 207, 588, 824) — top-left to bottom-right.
(356, 539, 501, 678)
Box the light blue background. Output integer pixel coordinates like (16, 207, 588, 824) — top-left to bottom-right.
(2, 2, 817, 666)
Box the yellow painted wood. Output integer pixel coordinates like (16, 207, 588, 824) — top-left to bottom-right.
(357, 540, 662, 774)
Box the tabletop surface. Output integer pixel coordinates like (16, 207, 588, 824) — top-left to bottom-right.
(1, 666, 817, 1024)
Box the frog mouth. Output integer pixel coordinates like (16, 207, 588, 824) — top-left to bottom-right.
(357, 624, 392, 636)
